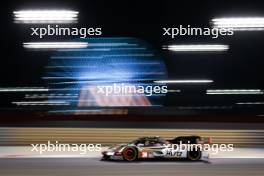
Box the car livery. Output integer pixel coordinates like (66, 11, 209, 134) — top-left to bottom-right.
(102, 136, 210, 161)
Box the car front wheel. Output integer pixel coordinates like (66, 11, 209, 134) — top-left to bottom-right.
(122, 147, 138, 161)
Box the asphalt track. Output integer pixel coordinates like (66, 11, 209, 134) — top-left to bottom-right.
(0, 158, 264, 176)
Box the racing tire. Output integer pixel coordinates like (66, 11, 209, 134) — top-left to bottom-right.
(187, 147, 202, 161)
(122, 147, 138, 161)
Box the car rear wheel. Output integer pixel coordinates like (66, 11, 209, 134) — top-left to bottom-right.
(187, 149, 202, 161)
(122, 147, 138, 161)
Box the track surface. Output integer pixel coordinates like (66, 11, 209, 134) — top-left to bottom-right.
(0, 158, 264, 176)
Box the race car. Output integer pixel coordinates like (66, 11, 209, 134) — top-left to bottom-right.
(102, 136, 210, 161)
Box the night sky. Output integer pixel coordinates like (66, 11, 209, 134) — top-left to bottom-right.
(0, 0, 263, 116)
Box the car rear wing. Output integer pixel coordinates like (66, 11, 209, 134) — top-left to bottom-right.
(201, 137, 213, 144)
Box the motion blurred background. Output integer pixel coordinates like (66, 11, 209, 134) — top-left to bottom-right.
(0, 0, 264, 175)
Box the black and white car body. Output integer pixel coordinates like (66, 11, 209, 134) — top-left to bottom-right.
(102, 136, 210, 161)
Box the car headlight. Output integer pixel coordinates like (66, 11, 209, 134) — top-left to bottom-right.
(106, 152, 115, 155)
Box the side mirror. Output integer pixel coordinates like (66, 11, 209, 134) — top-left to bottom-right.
(137, 143, 144, 147)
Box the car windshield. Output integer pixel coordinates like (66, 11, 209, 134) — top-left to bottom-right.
(129, 139, 140, 145)
(129, 137, 166, 146)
